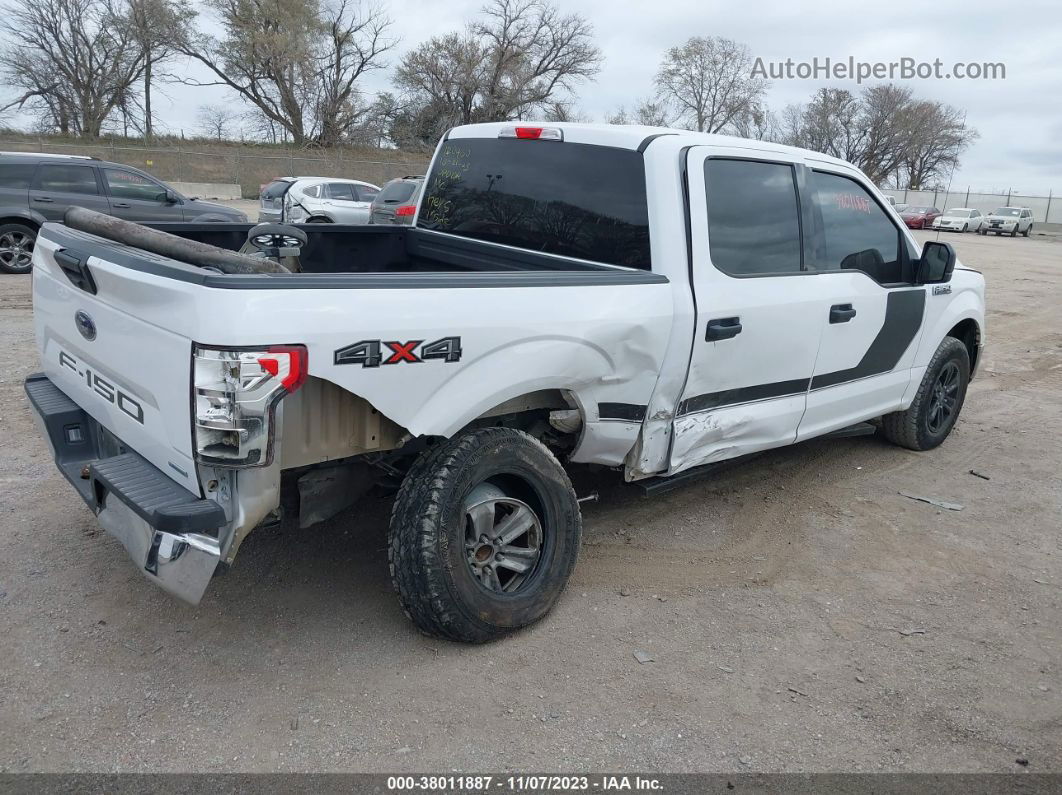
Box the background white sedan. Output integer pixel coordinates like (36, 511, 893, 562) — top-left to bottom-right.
(931, 208, 983, 233)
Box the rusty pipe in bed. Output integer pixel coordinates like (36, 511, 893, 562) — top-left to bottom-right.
(62, 206, 290, 275)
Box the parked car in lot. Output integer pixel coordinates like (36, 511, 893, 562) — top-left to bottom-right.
(0, 152, 247, 274)
(981, 206, 1034, 237)
(369, 175, 425, 225)
(931, 208, 983, 233)
(899, 205, 942, 229)
(24, 122, 983, 642)
(259, 176, 380, 225)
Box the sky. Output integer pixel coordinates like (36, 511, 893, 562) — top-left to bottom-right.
(10, 0, 1062, 194)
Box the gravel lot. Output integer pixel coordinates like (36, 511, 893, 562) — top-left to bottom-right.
(0, 230, 1059, 774)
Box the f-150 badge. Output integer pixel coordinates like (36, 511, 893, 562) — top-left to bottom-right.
(334, 337, 462, 368)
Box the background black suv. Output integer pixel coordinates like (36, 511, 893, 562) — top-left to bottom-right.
(0, 152, 247, 273)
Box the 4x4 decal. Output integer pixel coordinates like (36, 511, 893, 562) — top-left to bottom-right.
(334, 336, 462, 368)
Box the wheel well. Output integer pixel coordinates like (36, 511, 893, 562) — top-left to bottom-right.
(0, 216, 39, 232)
(947, 319, 980, 373)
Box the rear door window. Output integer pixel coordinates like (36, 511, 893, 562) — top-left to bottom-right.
(703, 158, 802, 275)
(34, 164, 100, 195)
(0, 163, 36, 188)
(419, 138, 651, 269)
(355, 185, 379, 202)
(326, 183, 356, 201)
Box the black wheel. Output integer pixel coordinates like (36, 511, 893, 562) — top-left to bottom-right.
(305, 217, 332, 224)
(1024, 224, 1032, 237)
(0, 223, 36, 274)
(388, 427, 581, 643)
(1011, 224, 1018, 237)
(961, 223, 968, 232)
(880, 337, 970, 451)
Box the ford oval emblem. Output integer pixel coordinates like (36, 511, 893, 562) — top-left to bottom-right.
(74, 310, 97, 341)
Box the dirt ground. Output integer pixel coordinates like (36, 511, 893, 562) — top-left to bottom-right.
(0, 230, 1059, 774)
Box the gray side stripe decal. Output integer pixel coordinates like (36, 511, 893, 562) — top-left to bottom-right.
(810, 289, 926, 390)
(679, 288, 926, 415)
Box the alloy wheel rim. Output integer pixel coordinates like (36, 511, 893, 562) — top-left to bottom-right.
(927, 361, 961, 434)
(463, 485, 544, 594)
(0, 231, 33, 270)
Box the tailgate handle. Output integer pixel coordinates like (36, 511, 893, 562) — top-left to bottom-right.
(54, 248, 97, 295)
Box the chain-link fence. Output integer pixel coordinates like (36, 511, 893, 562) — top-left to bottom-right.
(0, 138, 431, 198)
(880, 186, 1062, 224)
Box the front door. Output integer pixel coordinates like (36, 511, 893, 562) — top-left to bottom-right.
(101, 167, 182, 222)
(797, 168, 926, 440)
(670, 147, 824, 474)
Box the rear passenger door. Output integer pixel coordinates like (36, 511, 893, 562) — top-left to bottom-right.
(796, 168, 925, 440)
(29, 163, 110, 220)
(324, 182, 370, 223)
(670, 147, 826, 473)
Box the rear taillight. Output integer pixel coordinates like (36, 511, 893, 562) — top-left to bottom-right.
(192, 344, 307, 468)
(395, 205, 416, 217)
(498, 125, 563, 141)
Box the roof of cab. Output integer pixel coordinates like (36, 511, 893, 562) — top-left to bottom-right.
(445, 121, 855, 170)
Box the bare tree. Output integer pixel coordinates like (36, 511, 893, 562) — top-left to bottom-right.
(0, 0, 149, 137)
(654, 36, 768, 133)
(780, 84, 977, 187)
(606, 97, 673, 127)
(729, 102, 779, 142)
(394, 0, 602, 133)
(197, 103, 239, 140)
(127, 0, 193, 141)
(180, 0, 394, 147)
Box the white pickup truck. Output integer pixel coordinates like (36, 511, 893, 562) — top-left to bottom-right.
(25, 122, 984, 642)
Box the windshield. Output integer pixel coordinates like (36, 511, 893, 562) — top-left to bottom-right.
(905, 206, 931, 213)
(993, 208, 1021, 216)
(419, 138, 651, 269)
(943, 210, 972, 217)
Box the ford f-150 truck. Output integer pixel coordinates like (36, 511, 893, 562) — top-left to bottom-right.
(25, 122, 985, 643)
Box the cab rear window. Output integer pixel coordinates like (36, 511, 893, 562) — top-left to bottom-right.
(419, 138, 651, 269)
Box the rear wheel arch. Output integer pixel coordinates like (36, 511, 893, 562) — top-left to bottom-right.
(0, 214, 41, 232)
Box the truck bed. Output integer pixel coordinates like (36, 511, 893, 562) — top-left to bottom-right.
(145, 223, 631, 276)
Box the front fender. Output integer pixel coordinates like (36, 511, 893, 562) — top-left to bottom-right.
(913, 271, 985, 369)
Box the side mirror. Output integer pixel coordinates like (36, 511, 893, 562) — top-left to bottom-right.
(917, 240, 956, 284)
(164, 189, 180, 204)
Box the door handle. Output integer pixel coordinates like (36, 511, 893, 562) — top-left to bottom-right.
(705, 317, 742, 341)
(112, 202, 131, 208)
(33, 197, 54, 203)
(830, 304, 857, 323)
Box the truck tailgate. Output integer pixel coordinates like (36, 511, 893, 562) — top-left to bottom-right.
(32, 229, 200, 494)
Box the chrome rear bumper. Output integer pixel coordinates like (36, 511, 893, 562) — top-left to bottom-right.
(24, 373, 225, 604)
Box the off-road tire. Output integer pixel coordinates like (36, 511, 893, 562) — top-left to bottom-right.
(880, 337, 970, 451)
(388, 427, 581, 643)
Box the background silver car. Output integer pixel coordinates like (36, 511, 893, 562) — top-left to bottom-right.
(259, 177, 380, 224)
